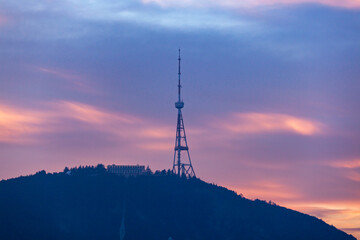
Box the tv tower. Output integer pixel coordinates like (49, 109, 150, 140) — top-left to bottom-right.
(172, 49, 196, 178)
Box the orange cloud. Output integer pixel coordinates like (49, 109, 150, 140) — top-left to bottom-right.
(0, 101, 176, 149)
(230, 180, 302, 201)
(230, 179, 360, 239)
(0, 104, 48, 143)
(216, 112, 322, 136)
(142, 0, 360, 9)
(284, 201, 360, 239)
(229, 177, 360, 239)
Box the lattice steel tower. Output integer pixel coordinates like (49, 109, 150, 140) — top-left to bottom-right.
(172, 49, 196, 178)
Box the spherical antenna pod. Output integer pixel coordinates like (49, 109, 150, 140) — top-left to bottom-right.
(175, 101, 184, 109)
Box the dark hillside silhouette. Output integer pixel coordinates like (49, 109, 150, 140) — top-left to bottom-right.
(0, 165, 356, 240)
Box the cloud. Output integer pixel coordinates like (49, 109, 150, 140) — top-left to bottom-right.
(214, 112, 322, 136)
(138, 142, 173, 151)
(328, 159, 360, 183)
(231, 180, 302, 200)
(77, 7, 246, 30)
(341, 228, 360, 238)
(347, 172, 360, 182)
(0, 101, 174, 151)
(330, 159, 360, 169)
(0, 0, 258, 37)
(53, 101, 140, 125)
(290, 203, 360, 239)
(35, 66, 100, 94)
(63, 0, 253, 30)
(286, 201, 360, 233)
(36, 67, 83, 81)
(0, 104, 47, 143)
(49, 101, 172, 144)
(142, 0, 360, 9)
(137, 127, 174, 139)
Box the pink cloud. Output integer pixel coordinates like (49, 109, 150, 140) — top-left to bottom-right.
(348, 172, 360, 182)
(0, 104, 49, 143)
(214, 112, 322, 136)
(34, 66, 100, 94)
(328, 159, 360, 183)
(0, 101, 174, 148)
(330, 159, 360, 169)
(137, 127, 174, 139)
(138, 142, 173, 151)
(37, 67, 83, 81)
(53, 101, 140, 125)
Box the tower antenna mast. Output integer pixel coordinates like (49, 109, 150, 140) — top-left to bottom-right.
(178, 49, 181, 102)
(172, 49, 196, 178)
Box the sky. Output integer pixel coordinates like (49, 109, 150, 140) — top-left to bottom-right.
(1, 0, 360, 238)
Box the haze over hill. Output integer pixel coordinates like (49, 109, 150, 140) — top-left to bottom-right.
(0, 165, 356, 240)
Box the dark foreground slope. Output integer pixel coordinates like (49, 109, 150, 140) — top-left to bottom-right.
(0, 167, 356, 240)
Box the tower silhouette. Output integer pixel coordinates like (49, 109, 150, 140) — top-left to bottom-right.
(172, 49, 196, 178)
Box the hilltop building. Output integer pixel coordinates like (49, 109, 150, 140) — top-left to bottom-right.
(107, 164, 151, 177)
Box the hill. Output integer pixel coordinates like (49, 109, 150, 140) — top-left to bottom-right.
(0, 165, 356, 240)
